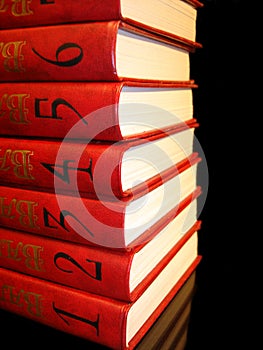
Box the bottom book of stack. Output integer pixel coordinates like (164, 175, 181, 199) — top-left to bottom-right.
(0, 223, 201, 350)
(0, 268, 197, 350)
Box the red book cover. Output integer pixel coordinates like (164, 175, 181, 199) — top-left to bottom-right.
(0, 20, 196, 83)
(0, 81, 197, 141)
(0, 270, 196, 349)
(0, 156, 201, 249)
(0, 0, 203, 49)
(0, 125, 198, 198)
(0, 227, 201, 350)
(0, 185, 201, 301)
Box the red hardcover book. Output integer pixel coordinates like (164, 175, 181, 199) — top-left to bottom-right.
(0, 20, 197, 83)
(0, 0, 203, 48)
(0, 228, 201, 350)
(0, 188, 200, 301)
(0, 269, 197, 350)
(0, 81, 197, 141)
(0, 157, 201, 249)
(0, 125, 198, 198)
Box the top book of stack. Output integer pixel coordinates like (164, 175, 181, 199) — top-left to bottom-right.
(0, 0, 203, 83)
(0, 0, 203, 47)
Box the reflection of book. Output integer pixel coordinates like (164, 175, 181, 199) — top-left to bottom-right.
(159, 305, 192, 350)
(0, 270, 197, 350)
(135, 270, 197, 350)
(0, 0, 203, 47)
(0, 230, 201, 350)
(173, 327, 190, 350)
(0, 81, 197, 141)
(0, 21, 197, 83)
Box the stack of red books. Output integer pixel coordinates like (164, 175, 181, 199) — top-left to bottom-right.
(0, 1, 204, 349)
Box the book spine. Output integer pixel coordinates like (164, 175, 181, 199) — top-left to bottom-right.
(0, 136, 125, 197)
(0, 179, 200, 249)
(0, 21, 119, 82)
(0, 81, 123, 141)
(0, 226, 132, 301)
(0, 1, 203, 30)
(0, 183, 127, 248)
(0, 0, 121, 29)
(0, 265, 126, 350)
(0, 221, 200, 302)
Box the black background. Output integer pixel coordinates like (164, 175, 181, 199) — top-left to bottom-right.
(186, 1, 245, 349)
(1, 1, 245, 348)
